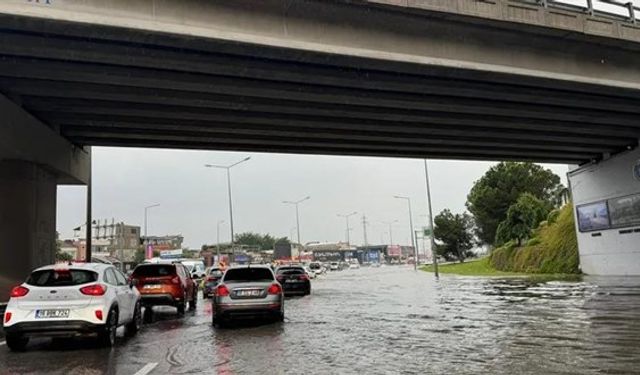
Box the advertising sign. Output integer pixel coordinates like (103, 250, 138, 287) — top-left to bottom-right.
(145, 244, 154, 259)
(387, 245, 401, 257)
(159, 249, 182, 259)
(577, 202, 610, 232)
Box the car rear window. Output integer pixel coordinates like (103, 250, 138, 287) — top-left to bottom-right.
(277, 268, 305, 275)
(224, 268, 274, 283)
(133, 265, 176, 277)
(26, 269, 98, 287)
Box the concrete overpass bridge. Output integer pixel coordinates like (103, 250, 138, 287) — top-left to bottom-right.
(2, 0, 640, 299)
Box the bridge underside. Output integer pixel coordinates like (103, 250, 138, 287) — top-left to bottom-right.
(1, 2, 640, 164)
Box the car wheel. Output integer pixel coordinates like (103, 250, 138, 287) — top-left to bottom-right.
(6, 334, 29, 352)
(189, 291, 197, 311)
(279, 311, 285, 322)
(177, 292, 186, 315)
(98, 308, 118, 347)
(125, 302, 142, 337)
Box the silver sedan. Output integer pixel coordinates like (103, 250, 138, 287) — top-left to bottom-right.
(212, 266, 284, 326)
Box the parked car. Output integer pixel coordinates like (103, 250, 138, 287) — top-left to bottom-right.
(329, 262, 340, 271)
(202, 267, 224, 298)
(130, 263, 197, 315)
(212, 265, 284, 326)
(348, 259, 360, 269)
(2, 263, 142, 351)
(275, 266, 311, 296)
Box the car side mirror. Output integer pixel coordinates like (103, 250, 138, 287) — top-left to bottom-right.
(129, 279, 139, 289)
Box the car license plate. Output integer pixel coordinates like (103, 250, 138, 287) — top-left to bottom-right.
(237, 290, 261, 297)
(285, 279, 298, 283)
(143, 284, 161, 289)
(35, 309, 70, 319)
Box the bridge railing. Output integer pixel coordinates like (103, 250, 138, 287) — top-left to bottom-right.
(517, 0, 639, 23)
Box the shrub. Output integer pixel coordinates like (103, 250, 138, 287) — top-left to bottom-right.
(489, 204, 579, 274)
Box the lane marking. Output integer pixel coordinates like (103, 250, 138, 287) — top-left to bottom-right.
(133, 362, 158, 375)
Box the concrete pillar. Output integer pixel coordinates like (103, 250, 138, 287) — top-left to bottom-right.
(0, 160, 57, 301)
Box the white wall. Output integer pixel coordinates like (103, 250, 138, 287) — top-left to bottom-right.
(569, 148, 640, 275)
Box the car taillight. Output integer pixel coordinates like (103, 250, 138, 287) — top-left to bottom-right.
(276, 276, 285, 281)
(298, 274, 309, 281)
(80, 284, 107, 296)
(171, 276, 180, 285)
(206, 276, 217, 282)
(10, 286, 29, 298)
(216, 285, 230, 297)
(95, 310, 103, 321)
(4, 312, 12, 323)
(268, 284, 282, 295)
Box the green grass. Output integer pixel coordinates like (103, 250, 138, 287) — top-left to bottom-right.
(421, 257, 525, 276)
(421, 257, 582, 281)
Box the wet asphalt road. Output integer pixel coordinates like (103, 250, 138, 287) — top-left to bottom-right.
(2, 265, 640, 374)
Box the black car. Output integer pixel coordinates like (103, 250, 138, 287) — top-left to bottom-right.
(275, 266, 311, 296)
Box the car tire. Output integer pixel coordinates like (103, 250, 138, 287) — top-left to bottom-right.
(6, 334, 29, 352)
(177, 291, 186, 315)
(189, 291, 197, 311)
(279, 311, 285, 322)
(143, 306, 153, 323)
(125, 302, 142, 337)
(98, 308, 118, 347)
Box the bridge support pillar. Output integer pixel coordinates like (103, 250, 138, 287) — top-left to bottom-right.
(569, 147, 640, 275)
(0, 161, 57, 301)
(0, 94, 90, 302)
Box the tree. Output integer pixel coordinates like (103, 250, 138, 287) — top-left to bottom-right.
(433, 209, 475, 263)
(54, 231, 73, 262)
(234, 232, 290, 250)
(495, 193, 551, 246)
(466, 162, 562, 245)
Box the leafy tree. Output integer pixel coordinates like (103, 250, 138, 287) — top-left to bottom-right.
(495, 193, 551, 246)
(466, 162, 562, 245)
(54, 232, 73, 262)
(433, 209, 475, 263)
(234, 232, 290, 250)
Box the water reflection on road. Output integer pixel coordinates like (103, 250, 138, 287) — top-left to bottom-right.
(2, 266, 640, 374)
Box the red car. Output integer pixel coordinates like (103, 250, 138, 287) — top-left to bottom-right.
(130, 263, 197, 315)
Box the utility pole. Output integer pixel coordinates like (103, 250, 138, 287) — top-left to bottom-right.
(381, 220, 398, 245)
(394, 195, 417, 271)
(362, 214, 369, 247)
(216, 220, 225, 261)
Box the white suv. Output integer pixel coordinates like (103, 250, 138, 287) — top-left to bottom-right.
(2, 262, 142, 351)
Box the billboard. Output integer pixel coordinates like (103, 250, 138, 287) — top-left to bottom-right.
(576, 201, 610, 232)
(387, 245, 401, 257)
(313, 250, 343, 262)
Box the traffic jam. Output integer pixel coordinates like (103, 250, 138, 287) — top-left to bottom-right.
(1, 259, 330, 352)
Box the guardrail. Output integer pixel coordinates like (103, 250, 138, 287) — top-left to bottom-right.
(520, 0, 639, 23)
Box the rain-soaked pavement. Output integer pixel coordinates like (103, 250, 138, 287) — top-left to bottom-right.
(2, 265, 640, 374)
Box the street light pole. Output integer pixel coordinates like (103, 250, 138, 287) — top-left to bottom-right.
(337, 211, 357, 246)
(216, 220, 225, 260)
(381, 220, 398, 245)
(144, 204, 160, 239)
(394, 195, 417, 271)
(205, 156, 251, 247)
(424, 159, 439, 278)
(283, 196, 310, 245)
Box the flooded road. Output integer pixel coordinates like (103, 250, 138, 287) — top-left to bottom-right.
(2, 265, 640, 374)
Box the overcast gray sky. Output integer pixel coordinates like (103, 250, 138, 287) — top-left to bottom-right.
(56, 147, 569, 249)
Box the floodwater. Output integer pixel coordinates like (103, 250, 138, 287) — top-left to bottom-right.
(2, 266, 640, 374)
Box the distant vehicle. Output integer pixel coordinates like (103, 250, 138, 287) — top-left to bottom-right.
(329, 262, 340, 271)
(3, 263, 142, 351)
(348, 260, 360, 269)
(275, 266, 311, 296)
(202, 267, 224, 298)
(130, 263, 197, 315)
(179, 260, 206, 279)
(303, 266, 316, 279)
(308, 262, 325, 275)
(212, 266, 284, 326)
(371, 262, 381, 268)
